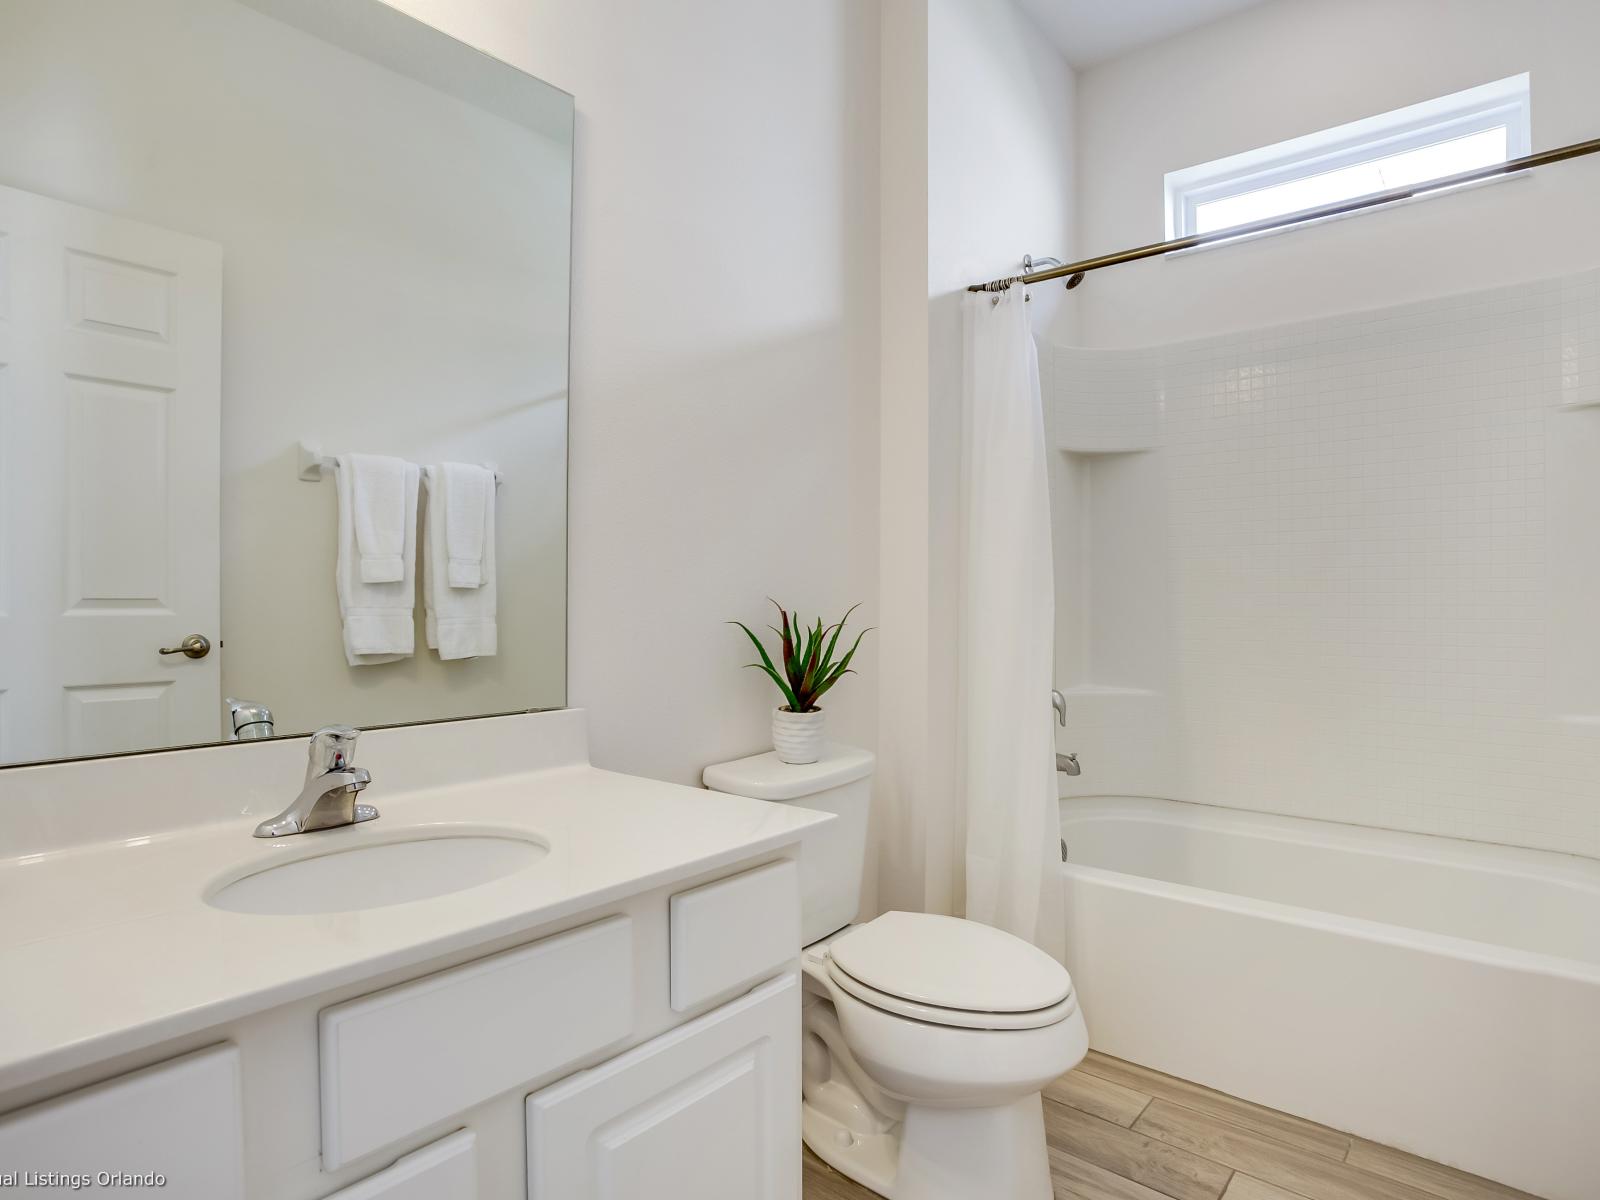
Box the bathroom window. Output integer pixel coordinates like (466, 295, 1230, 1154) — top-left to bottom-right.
(1165, 74, 1531, 240)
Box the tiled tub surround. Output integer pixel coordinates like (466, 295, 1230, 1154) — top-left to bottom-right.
(1051, 268, 1600, 858)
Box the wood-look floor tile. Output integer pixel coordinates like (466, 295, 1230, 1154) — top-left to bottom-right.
(1047, 1067, 1153, 1128)
(803, 1147, 876, 1200)
(1050, 1145, 1187, 1200)
(1223, 1176, 1314, 1200)
(1134, 1101, 1439, 1200)
(1344, 1139, 1540, 1200)
(804, 1059, 1538, 1200)
(1046, 1097, 1233, 1200)
(1079, 1053, 1351, 1161)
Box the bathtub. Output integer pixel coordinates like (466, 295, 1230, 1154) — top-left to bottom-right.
(1058, 795, 1600, 1200)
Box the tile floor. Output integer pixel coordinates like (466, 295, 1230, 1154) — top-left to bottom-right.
(801, 1051, 1541, 1200)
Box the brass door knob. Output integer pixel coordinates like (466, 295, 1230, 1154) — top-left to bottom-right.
(158, 634, 211, 660)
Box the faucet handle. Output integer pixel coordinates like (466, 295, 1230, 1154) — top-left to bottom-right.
(1051, 689, 1067, 728)
(306, 725, 361, 779)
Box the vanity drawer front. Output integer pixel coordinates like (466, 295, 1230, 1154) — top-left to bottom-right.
(324, 1129, 475, 1199)
(320, 915, 633, 1169)
(669, 859, 798, 1011)
(526, 972, 800, 1200)
(0, 1044, 243, 1199)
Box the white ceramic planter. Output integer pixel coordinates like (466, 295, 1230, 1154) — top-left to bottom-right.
(772, 706, 825, 764)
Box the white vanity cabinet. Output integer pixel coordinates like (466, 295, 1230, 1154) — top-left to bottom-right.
(0, 854, 803, 1200)
(527, 973, 800, 1200)
(0, 712, 825, 1200)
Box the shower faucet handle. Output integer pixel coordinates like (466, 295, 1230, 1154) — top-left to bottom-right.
(1051, 689, 1067, 727)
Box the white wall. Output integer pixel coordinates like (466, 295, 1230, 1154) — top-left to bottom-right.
(0, 0, 570, 738)
(872, 0, 1076, 918)
(1074, 0, 1600, 347)
(382, 0, 883, 784)
(874, 0, 932, 922)
(1060, 0, 1600, 855)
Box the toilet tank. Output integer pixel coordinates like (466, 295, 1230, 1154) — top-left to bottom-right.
(703, 744, 874, 945)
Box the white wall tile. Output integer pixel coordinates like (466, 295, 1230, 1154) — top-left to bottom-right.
(1054, 269, 1600, 857)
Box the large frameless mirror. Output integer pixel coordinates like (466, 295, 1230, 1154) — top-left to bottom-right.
(0, 0, 572, 767)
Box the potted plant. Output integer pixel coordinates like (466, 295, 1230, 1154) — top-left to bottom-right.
(732, 601, 870, 764)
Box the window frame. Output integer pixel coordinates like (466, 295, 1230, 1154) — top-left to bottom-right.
(1164, 74, 1532, 241)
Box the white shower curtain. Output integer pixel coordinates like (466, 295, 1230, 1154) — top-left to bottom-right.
(960, 284, 1057, 944)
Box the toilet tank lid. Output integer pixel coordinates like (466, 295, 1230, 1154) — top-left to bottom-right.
(703, 744, 875, 800)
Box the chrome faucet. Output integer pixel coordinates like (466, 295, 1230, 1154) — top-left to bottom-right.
(1050, 689, 1081, 776)
(253, 725, 378, 838)
(225, 696, 275, 741)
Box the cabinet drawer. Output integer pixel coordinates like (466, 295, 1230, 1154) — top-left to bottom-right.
(527, 972, 800, 1200)
(320, 916, 632, 1169)
(0, 1044, 243, 1199)
(324, 1129, 475, 1199)
(669, 859, 798, 1011)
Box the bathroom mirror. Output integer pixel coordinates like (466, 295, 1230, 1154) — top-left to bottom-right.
(0, 0, 571, 767)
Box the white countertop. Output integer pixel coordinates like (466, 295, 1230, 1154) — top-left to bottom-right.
(0, 713, 829, 1093)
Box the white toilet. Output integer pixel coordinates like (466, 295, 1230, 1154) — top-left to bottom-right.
(704, 744, 1088, 1200)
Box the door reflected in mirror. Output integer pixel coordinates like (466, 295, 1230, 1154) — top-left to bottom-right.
(0, 0, 572, 767)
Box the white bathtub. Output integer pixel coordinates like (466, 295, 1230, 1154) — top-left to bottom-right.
(1058, 795, 1600, 1200)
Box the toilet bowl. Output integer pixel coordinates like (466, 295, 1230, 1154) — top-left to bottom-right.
(704, 746, 1090, 1200)
(799, 912, 1088, 1200)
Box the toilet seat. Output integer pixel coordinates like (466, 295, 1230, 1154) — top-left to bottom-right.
(824, 911, 1076, 1031)
(826, 958, 1078, 1030)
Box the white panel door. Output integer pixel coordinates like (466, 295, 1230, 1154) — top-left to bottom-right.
(0, 183, 221, 762)
(526, 973, 800, 1200)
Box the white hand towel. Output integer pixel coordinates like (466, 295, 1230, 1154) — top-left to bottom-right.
(441, 462, 494, 589)
(336, 457, 419, 666)
(346, 453, 408, 583)
(423, 465, 497, 660)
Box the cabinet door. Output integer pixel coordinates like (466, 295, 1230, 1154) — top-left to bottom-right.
(527, 973, 799, 1200)
(669, 860, 798, 1011)
(324, 1130, 475, 1200)
(0, 1044, 242, 1199)
(320, 915, 632, 1169)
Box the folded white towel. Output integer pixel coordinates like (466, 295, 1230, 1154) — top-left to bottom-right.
(441, 462, 494, 589)
(423, 465, 497, 660)
(336, 456, 419, 666)
(345, 453, 409, 583)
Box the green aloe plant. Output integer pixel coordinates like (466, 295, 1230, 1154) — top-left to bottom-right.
(731, 601, 871, 713)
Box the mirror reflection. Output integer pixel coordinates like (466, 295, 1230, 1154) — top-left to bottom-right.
(0, 0, 572, 766)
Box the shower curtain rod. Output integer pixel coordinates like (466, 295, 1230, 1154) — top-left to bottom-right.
(967, 135, 1600, 294)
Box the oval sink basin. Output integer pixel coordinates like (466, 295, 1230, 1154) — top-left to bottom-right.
(207, 830, 548, 916)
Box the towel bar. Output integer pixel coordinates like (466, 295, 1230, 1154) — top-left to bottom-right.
(297, 441, 503, 484)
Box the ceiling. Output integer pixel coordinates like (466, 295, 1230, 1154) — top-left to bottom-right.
(1013, 0, 1271, 69)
